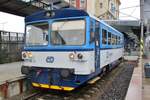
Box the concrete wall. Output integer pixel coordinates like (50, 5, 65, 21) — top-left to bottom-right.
(0, 78, 31, 99)
(96, 0, 120, 19)
(99, 0, 109, 19)
(86, 0, 95, 15)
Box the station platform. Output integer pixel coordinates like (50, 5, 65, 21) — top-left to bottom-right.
(0, 62, 27, 99)
(125, 56, 150, 100)
(0, 62, 24, 85)
(142, 58, 150, 100)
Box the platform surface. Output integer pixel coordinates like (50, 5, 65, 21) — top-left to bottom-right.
(125, 57, 150, 100)
(0, 62, 24, 85)
(143, 58, 150, 100)
(125, 59, 142, 100)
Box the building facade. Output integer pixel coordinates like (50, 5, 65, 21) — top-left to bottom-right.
(65, 0, 121, 20)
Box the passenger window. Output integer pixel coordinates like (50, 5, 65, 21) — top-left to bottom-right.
(116, 36, 118, 45)
(118, 36, 120, 45)
(95, 21, 99, 37)
(112, 34, 116, 45)
(111, 34, 114, 45)
(113, 35, 115, 45)
(102, 29, 107, 44)
(108, 32, 111, 45)
(90, 20, 94, 43)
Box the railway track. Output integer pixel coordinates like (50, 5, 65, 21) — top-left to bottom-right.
(21, 62, 134, 100)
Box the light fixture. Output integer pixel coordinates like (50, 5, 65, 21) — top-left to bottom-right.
(69, 53, 75, 60)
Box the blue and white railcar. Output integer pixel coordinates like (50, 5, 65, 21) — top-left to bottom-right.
(21, 9, 124, 91)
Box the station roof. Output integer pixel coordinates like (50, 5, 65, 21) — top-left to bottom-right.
(105, 20, 142, 43)
(0, 0, 70, 17)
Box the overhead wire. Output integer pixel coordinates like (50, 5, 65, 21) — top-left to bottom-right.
(120, 5, 140, 10)
(98, 2, 140, 20)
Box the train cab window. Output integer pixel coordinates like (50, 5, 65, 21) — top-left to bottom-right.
(51, 20, 85, 46)
(108, 32, 111, 45)
(102, 29, 107, 44)
(26, 22, 49, 46)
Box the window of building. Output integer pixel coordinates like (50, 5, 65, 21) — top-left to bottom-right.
(108, 32, 111, 45)
(100, 3, 103, 8)
(102, 29, 107, 44)
(111, 3, 115, 15)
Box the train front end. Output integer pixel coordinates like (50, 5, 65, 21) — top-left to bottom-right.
(21, 9, 95, 91)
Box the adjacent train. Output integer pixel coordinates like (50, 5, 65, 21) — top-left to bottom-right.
(21, 9, 124, 91)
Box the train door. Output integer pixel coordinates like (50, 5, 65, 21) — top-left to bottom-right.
(90, 19, 100, 71)
(94, 21, 100, 70)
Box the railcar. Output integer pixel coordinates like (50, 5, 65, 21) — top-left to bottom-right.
(21, 9, 124, 91)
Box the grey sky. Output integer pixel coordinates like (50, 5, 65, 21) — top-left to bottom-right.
(119, 0, 140, 20)
(0, 0, 140, 33)
(0, 12, 25, 33)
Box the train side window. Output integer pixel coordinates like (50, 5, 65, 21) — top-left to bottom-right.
(118, 36, 120, 45)
(111, 34, 113, 45)
(108, 32, 111, 45)
(90, 20, 94, 43)
(102, 29, 107, 44)
(115, 35, 117, 45)
(121, 36, 123, 45)
(111, 34, 114, 45)
(113, 35, 115, 45)
(116, 35, 118, 45)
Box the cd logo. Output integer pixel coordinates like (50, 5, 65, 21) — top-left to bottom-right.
(46, 56, 54, 63)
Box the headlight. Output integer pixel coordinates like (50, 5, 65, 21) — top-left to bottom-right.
(69, 53, 75, 60)
(77, 53, 83, 59)
(22, 53, 27, 58)
(27, 52, 33, 58)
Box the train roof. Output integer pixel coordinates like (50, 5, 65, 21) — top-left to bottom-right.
(100, 20, 123, 35)
(25, 8, 89, 22)
(25, 9, 122, 35)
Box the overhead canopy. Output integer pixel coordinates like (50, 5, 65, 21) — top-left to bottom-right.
(105, 20, 142, 43)
(0, 0, 70, 17)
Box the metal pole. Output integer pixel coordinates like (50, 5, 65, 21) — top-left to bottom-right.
(140, 0, 144, 58)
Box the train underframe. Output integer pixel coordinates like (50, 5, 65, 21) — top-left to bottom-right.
(21, 57, 123, 91)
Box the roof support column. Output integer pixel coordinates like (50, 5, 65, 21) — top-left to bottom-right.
(140, 0, 144, 58)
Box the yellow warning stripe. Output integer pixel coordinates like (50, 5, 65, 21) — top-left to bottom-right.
(32, 83, 74, 91)
(140, 39, 144, 56)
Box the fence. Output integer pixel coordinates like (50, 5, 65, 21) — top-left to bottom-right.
(0, 30, 24, 64)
